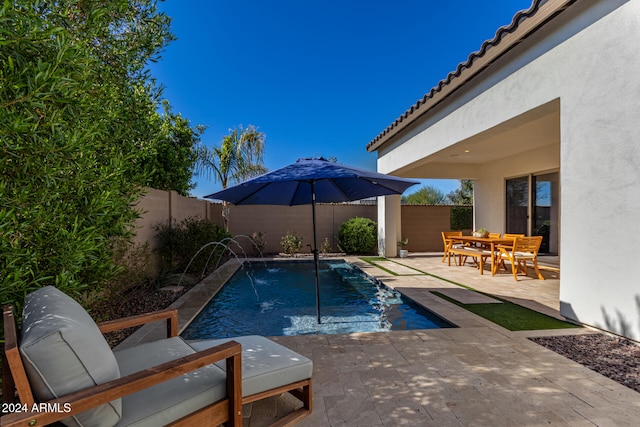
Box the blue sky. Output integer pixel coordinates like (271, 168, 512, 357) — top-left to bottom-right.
(149, 0, 533, 198)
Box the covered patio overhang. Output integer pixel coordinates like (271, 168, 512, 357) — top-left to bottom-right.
(384, 99, 560, 182)
(373, 98, 561, 259)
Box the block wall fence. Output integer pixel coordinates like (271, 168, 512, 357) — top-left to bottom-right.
(134, 188, 464, 255)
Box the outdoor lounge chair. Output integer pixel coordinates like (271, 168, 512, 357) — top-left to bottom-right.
(1, 286, 312, 427)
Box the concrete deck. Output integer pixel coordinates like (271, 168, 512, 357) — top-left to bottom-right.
(120, 253, 640, 426)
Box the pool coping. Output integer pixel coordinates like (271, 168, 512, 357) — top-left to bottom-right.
(115, 256, 592, 350)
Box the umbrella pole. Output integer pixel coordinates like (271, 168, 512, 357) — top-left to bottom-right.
(311, 181, 321, 324)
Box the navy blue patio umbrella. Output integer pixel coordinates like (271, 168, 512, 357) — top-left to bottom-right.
(205, 157, 419, 323)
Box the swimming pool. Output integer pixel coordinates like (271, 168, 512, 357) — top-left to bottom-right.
(181, 260, 454, 339)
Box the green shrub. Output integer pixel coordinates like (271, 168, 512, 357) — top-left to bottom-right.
(154, 217, 231, 273)
(0, 1, 176, 314)
(337, 217, 377, 254)
(280, 231, 303, 255)
(450, 206, 473, 230)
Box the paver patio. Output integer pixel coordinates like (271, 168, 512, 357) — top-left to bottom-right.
(121, 253, 640, 426)
(249, 254, 639, 426)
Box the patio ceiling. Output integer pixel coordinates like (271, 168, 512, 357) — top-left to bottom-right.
(391, 100, 560, 180)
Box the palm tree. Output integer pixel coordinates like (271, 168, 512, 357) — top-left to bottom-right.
(196, 125, 267, 230)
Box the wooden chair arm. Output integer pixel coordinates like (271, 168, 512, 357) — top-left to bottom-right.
(3, 305, 36, 406)
(0, 340, 242, 427)
(496, 245, 513, 259)
(97, 308, 179, 337)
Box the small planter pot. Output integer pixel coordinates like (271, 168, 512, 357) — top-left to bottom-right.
(398, 249, 408, 258)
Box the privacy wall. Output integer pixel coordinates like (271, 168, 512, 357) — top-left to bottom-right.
(134, 188, 458, 254)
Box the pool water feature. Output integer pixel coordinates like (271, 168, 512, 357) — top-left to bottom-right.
(181, 260, 454, 339)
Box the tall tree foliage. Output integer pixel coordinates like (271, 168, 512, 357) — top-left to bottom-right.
(0, 1, 174, 309)
(196, 125, 267, 230)
(402, 185, 448, 205)
(144, 101, 205, 196)
(402, 180, 474, 205)
(448, 179, 474, 205)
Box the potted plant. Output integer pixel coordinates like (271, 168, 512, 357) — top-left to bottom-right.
(472, 228, 489, 238)
(398, 238, 409, 258)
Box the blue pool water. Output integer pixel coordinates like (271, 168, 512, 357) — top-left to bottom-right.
(181, 260, 454, 339)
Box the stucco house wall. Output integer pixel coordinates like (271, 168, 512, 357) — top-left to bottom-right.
(557, 1, 640, 339)
(372, 0, 640, 339)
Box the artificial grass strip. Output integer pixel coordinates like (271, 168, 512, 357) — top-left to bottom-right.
(358, 257, 398, 276)
(432, 291, 580, 331)
(360, 256, 388, 263)
(359, 257, 426, 276)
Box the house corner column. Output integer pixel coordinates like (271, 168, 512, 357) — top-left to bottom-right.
(378, 195, 401, 257)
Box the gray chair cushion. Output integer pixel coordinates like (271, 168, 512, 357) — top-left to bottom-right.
(20, 286, 122, 427)
(113, 337, 228, 427)
(189, 335, 313, 397)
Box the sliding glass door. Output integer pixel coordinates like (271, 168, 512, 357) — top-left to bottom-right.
(506, 172, 559, 255)
(533, 173, 559, 254)
(506, 176, 529, 235)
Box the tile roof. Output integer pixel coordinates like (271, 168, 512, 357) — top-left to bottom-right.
(366, 0, 574, 152)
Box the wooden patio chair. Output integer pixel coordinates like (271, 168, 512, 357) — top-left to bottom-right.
(503, 233, 525, 239)
(493, 233, 523, 270)
(495, 236, 545, 281)
(2, 286, 312, 427)
(441, 231, 464, 264)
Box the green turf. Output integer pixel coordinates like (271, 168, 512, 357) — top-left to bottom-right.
(432, 291, 580, 331)
(358, 257, 398, 275)
(360, 256, 388, 263)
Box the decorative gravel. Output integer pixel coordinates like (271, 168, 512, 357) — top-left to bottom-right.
(103, 287, 190, 347)
(530, 334, 640, 393)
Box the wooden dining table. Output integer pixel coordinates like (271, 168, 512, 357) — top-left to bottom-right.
(451, 235, 515, 276)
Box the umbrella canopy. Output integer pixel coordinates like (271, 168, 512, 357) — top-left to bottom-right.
(205, 157, 418, 205)
(205, 157, 419, 323)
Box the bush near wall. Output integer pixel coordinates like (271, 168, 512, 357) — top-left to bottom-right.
(154, 217, 231, 273)
(451, 206, 473, 230)
(337, 217, 377, 254)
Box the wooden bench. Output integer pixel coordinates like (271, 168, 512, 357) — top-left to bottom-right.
(447, 246, 491, 274)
